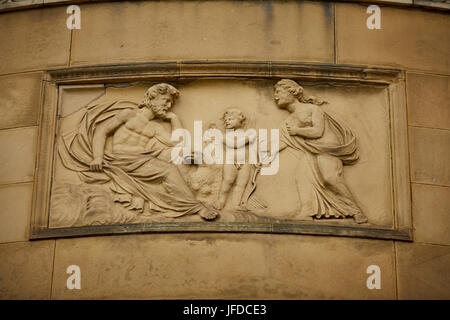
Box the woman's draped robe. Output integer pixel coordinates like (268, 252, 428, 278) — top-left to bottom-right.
(281, 111, 362, 219)
(58, 100, 205, 218)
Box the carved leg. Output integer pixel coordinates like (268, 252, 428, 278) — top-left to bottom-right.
(232, 164, 252, 210)
(317, 155, 351, 196)
(214, 165, 238, 210)
(317, 154, 368, 223)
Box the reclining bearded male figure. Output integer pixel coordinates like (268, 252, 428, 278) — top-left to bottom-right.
(58, 83, 218, 221)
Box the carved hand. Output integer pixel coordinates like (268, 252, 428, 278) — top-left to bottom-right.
(163, 112, 177, 121)
(89, 157, 104, 172)
(286, 123, 300, 136)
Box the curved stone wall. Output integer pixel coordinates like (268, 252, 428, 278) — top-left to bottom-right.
(0, 0, 448, 299)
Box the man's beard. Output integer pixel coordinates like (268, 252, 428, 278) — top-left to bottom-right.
(151, 105, 168, 118)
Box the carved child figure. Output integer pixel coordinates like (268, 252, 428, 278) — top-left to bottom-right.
(214, 108, 256, 211)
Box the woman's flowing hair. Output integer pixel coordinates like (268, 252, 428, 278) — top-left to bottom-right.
(274, 79, 327, 106)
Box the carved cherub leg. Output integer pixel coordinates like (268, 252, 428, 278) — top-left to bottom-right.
(233, 164, 252, 210)
(214, 164, 238, 210)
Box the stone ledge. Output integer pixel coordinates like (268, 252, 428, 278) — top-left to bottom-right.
(0, 0, 42, 12)
(47, 61, 404, 85)
(0, 0, 449, 13)
(31, 221, 414, 241)
(356, 0, 450, 10)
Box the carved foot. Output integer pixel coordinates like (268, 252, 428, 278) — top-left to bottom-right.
(199, 204, 219, 221)
(354, 213, 368, 224)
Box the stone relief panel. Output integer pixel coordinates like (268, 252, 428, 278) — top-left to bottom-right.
(48, 79, 394, 229)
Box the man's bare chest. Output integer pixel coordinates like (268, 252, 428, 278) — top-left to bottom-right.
(114, 111, 170, 146)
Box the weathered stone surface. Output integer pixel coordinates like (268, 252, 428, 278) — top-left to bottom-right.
(407, 73, 449, 130)
(58, 85, 105, 118)
(336, 3, 450, 74)
(70, 1, 334, 66)
(43, 0, 71, 4)
(412, 183, 450, 245)
(0, 7, 71, 74)
(0, 0, 43, 11)
(51, 233, 395, 299)
(409, 127, 450, 186)
(378, 0, 413, 4)
(0, 183, 33, 243)
(0, 127, 37, 184)
(0, 73, 42, 130)
(4, 0, 450, 14)
(397, 242, 450, 299)
(48, 80, 394, 228)
(0, 0, 447, 303)
(414, 0, 450, 9)
(0, 240, 55, 299)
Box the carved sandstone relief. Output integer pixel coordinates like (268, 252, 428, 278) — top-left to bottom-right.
(49, 79, 393, 228)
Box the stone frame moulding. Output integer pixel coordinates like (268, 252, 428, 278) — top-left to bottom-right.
(1, 0, 449, 12)
(30, 61, 413, 241)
